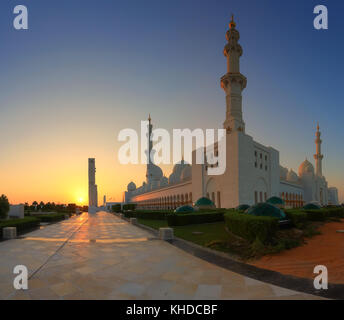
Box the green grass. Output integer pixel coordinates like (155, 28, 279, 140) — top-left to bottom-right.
(137, 218, 168, 229)
(136, 217, 323, 261)
(173, 222, 228, 246)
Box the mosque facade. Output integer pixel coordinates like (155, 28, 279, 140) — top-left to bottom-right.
(124, 18, 339, 210)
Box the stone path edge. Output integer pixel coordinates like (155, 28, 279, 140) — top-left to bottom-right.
(128, 215, 344, 300)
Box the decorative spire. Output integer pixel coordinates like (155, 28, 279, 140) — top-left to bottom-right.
(229, 14, 236, 29)
(221, 15, 247, 133)
(148, 114, 151, 123)
(314, 122, 323, 176)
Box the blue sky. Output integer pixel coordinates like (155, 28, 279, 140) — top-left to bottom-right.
(0, 0, 343, 203)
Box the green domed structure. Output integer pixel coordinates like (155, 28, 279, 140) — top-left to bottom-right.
(175, 205, 195, 213)
(266, 196, 285, 209)
(303, 203, 321, 210)
(247, 203, 286, 220)
(194, 197, 215, 210)
(236, 204, 250, 211)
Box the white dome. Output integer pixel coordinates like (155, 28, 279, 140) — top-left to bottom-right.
(168, 172, 179, 185)
(298, 159, 314, 176)
(127, 181, 136, 192)
(147, 164, 163, 182)
(280, 166, 288, 180)
(160, 176, 168, 187)
(286, 169, 298, 183)
(181, 165, 192, 181)
(171, 159, 188, 182)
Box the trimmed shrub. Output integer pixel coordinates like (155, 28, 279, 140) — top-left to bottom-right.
(36, 213, 67, 223)
(124, 210, 172, 220)
(303, 203, 321, 210)
(224, 211, 279, 244)
(123, 204, 137, 211)
(167, 211, 224, 226)
(175, 205, 195, 213)
(0, 217, 40, 237)
(325, 207, 344, 218)
(0, 194, 10, 220)
(303, 209, 327, 221)
(285, 211, 308, 228)
(111, 204, 121, 213)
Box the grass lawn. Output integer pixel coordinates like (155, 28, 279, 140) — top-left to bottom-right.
(137, 218, 233, 254)
(137, 218, 168, 229)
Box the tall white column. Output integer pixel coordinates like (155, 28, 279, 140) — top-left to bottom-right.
(314, 123, 323, 177)
(88, 158, 98, 208)
(221, 16, 247, 133)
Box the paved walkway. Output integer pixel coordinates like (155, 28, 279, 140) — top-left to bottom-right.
(0, 212, 320, 300)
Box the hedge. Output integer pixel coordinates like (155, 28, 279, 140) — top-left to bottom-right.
(124, 210, 172, 220)
(224, 211, 279, 244)
(111, 204, 121, 213)
(35, 213, 67, 223)
(122, 204, 137, 211)
(167, 211, 225, 226)
(325, 207, 344, 218)
(0, 217, 40, 237)
(303, 209, 327, 221)
(285, 211, 308, 228)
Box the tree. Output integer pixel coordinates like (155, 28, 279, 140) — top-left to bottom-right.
(0, 194, 10, 220)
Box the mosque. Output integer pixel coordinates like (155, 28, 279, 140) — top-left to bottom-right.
(123, 17, 339, 210)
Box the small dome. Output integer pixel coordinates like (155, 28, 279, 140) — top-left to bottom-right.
(180, 165, 192, 181)
(168, 173, 178, 185)
(286, 169, 298, 183)
(247, 203, 286, 220)
(236, 204, 250, 211)
(160, 176, 168, 187)
(127, 182, 136, 192)
(147, 164, 163, 182)
(266, 196, 285, 206)
(194, 197, 215, 209)
(303, 203, 321, 210)
(298, 159, 314, 176)
(280, 166, 288, 180)
(174, 205, 195, 213)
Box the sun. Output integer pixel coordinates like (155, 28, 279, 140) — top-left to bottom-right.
(77, 197, 85, 205)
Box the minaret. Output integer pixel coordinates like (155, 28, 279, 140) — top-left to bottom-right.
(314, 122, 323, 176)
(221, 15, 247, 133)
(88, 158, 98, 208)
(146, 114, 154, 183)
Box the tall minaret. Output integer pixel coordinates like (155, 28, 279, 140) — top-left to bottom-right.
(88, 158, 98, 207)
(314, 122, 323, 177)
(221, 15, 247, 133)
(146, 114, 154, 183)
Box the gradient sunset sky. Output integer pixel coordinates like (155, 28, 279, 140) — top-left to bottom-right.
(0, 0, 343, 205)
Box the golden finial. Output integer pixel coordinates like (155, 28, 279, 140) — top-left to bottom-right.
(148, 114, 151, 122)
(229, 14, 236, 29)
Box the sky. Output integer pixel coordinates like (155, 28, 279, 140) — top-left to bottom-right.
(0, 0, 343, 205)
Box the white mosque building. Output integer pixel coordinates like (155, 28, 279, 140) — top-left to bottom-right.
(124, 17, 339, 210)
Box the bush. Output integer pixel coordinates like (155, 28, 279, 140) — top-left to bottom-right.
(324, 207, 344, 218)
(124, 210, 172, 220)
(0, 194, 10, 220)
(36, 213, 67, 223)
(303, 209, 327, 221)
(224, 211, 279, 244)
(0, 217, 40, 237)
(285, 210, 308, 228)
(123, 204, 137, 211)
(111, 204, 121, 213)
(167, 211, 225, 226)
